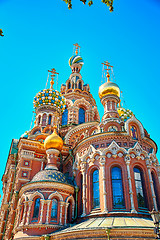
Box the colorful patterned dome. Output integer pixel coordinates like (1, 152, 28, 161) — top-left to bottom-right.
(118, 107, 133, 122)
(69, 55, 84, 67)
(31, 169, 69, 184)
(44, 127, 63, 151)
(99, 81, 120, 99)
(33, 89, 66, 113)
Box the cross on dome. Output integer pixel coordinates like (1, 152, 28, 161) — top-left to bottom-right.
(73, 43, 80, 55)
(48, 68, 59, 89)
(102, 60, 113, 82)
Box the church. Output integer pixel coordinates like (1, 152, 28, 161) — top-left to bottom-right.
(0, 44, 159, 240)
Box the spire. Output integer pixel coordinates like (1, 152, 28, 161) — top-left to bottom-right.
(48, 68, 59, 90)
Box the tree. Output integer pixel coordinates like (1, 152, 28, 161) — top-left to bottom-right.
(0, 29, 4, 37)
(62, 0, 114, 12)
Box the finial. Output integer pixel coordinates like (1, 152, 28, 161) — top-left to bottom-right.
(102, 61, 113, 82)
(73, 43, 80, 55)
(48, 68, 59, 89)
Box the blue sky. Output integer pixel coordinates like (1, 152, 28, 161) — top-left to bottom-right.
(0, 0, 160, 201)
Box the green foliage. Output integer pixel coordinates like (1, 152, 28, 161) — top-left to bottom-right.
(0, 29, 4, 37)
(62, 0, 114, 11)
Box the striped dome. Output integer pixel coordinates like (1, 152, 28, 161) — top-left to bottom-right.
(69, 55, 84, 67)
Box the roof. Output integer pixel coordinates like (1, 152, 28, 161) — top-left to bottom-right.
(54, 217, 154, 235)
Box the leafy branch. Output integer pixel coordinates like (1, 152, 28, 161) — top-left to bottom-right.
(0, 29, 4, 37)
(62, 0, 114, 12)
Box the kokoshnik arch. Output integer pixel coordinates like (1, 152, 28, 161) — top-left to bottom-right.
(0, 44, 159, 240)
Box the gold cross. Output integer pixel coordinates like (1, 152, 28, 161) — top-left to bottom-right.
(102, 61, 113, 82)
(73, 43, 80, 55)
(48, 68, 59, 89)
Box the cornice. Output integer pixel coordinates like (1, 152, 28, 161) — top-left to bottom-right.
(19, 181, 74, 196)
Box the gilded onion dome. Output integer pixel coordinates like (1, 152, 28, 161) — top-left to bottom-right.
(44, 127, 63, 151)
(99, 81, 120, 99)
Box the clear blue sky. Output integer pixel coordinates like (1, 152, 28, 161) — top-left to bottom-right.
(0, 0, 160, 201)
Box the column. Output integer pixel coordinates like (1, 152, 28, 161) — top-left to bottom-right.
(14, 204, 21, 229)
(59, 201, 65, 225)
(46, 114, 49, 126)
(81, 163, 87, 217)
(39, 200, 45, 224)
(146, 160, 158, 211)
(125, 155, 137, 213)
(64, 202, 70, 226)
(26, 201, 32, 225)
(21, 201, 27, 225)
(100, 156, 108, 212)
(41, 161, 44, 170)
(45, 200, 51, 224)
(40, 114, 42, 125)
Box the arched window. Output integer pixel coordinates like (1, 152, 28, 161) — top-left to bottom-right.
(51, 199, 58, 219)
(62, 109, 68, 125)
(79, 108, 85, 124)
(134, 168, 146, 208)
(48, 115, 52, 125)
(92, 169, 100, 209)
(111, 167, 125, 208)
(42, 114, 47, 126)
(151, 172, 160, 210)
(68, 81, 71, 89)
(33, 198, 40, 219)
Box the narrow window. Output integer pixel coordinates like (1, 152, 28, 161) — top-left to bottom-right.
(92, 169, 100, 209)
(78, 174, 83, 216)
(48, 115, 52, 125)
(38, 115, 41, 125)
(42, 114, 47, 126)
(33, 198, 40, 219)
(68, 81, 71, 89)
(78, 81, 82, 90)
(51, 199, 58, 219)
(134, 168, 146, 208)
(111, 167, 125, 208)
(79, 108, 85, 124)
(67, 201, 72, 223)
(62, 108, 68, 125)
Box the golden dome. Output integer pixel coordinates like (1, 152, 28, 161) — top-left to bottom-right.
(99, 81, 120, 99)
(44, 127, 63, 151)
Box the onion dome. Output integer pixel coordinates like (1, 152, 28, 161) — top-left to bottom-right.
(69, 55, 84, 67)
(44, 127, 63, 151)
(33, 89, 66, 113)
(99, 81, 120, 99)
(31, 169, 69, 184)
(118, 107, 133, 122)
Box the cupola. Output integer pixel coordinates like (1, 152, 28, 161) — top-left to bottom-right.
(99, 61, 120, 120)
